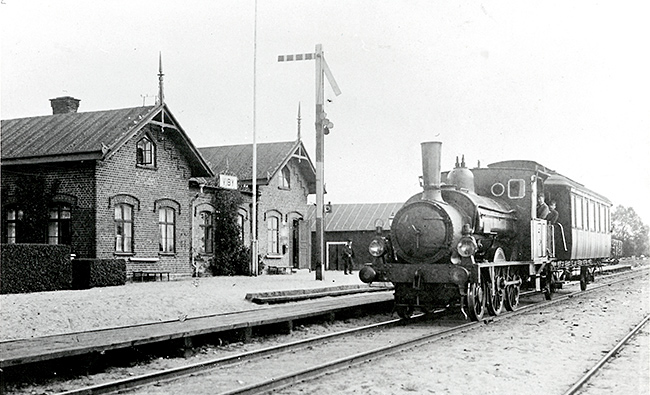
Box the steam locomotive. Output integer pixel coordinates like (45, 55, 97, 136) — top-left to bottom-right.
(359, 141, 612, 321)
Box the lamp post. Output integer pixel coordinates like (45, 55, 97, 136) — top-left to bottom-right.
(278, 44, 341, 280)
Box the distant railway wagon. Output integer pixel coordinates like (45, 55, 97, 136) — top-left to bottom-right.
(610, 238, 623, 263)
(360, 141, 614, 321)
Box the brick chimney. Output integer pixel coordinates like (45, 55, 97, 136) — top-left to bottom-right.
(50, 96, 80, 114)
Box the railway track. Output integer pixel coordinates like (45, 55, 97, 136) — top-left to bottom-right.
(49, 267, 646, 395)
(562, 313, 650, 395)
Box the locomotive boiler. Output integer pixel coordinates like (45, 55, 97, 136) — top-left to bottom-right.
(360, 141, 613, 321)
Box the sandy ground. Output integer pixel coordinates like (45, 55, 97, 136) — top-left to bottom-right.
(278, 267, 650, 395)
(0, 269, 367, 342)
(1, 260, 648, 395)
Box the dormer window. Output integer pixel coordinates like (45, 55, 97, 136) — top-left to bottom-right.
(136, 136, 155, 166)
(279, 166, 291, 189)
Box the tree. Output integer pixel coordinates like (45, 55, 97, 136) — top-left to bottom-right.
(209, 189, 251, 276)
(611, 205, 650, 257)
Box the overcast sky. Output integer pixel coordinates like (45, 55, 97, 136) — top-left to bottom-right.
(2, 1, 649, 227)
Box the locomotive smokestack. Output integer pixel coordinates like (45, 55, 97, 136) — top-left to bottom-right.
(421, 141, 443, 201)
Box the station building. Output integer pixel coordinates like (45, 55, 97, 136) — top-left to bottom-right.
(199, 141, 316, 272)
(0, 96, 317, 278)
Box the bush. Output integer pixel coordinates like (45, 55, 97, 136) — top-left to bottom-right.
(1, 244, 72, 294)
(211, 246, 251, 276)
(209, 189, 251, 276)
(72, 259, 126, 289)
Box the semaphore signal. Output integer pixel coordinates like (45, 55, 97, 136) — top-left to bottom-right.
(278, 44, 341, 281)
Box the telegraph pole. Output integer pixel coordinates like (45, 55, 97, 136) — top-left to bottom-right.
(278, 44, 340, 280)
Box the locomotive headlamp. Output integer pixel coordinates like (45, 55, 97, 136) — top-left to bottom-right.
(369, 237, 386, 257)
(457, 236, 478, 257)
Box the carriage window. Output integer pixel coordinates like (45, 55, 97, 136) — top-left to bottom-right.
(589, 200, 596, 231)
(575, 196, 583, 229)
(571, 196, 576, 228)
(507, 179, 525, 199)
(582, 199, 588, 231)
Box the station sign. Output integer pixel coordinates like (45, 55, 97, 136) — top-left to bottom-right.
(219, 174, 238, 190)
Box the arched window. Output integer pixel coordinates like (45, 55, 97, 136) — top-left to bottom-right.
(114, 204, 133, 253)
(267, 216, 280, 254)
(48, 204, 71, 245)
(159, 207, 175, 253)
(136, 136, 156, 166)
(279, 166, 291, 189)
(5, 207, 23, 244)
(237, 213, 245, 243)
(199, 211, 214, 254)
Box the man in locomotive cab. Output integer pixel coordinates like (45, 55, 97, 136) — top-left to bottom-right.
(537, 193, 550, 219)
(546, 200, 559, 224)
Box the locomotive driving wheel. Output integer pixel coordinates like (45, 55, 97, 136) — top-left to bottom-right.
(504, 274, 521, 311)
(487, 271, 506, 316)
(487, 249, 506, 316)
(466, 282, 485, 321)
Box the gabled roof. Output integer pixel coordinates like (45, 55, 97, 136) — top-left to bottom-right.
(308, 202, 404, 232)
(1, 104, 213, 177)
(198, 140, 316, 193)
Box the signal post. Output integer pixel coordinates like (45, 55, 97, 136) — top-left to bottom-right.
(278, 44, 340, 280)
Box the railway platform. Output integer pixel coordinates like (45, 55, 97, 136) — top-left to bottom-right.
(0, 270, 393, 369)
(0, 263, 635, 370)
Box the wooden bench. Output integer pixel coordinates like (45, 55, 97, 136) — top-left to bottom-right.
(132, 271, 170, 282)
(266, 265, 294, 275)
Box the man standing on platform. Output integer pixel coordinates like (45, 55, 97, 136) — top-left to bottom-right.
(342, 240, 355, 275)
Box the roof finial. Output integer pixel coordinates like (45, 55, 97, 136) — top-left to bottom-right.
(157, 51, 164, 105)
(297, 102, 302, 141)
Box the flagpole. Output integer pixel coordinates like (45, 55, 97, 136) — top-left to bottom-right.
(251, 0, 259, 276)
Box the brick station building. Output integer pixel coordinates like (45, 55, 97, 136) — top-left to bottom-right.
(0, 96, 215, 278)
(199, 140, 316, 272)
(1, 96, 318, 278)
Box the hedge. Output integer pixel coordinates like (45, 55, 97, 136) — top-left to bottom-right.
(1, 244, 72, 294)
(72, 258, 126, 289)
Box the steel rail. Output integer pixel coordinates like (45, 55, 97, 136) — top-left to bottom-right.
(562, 313, 650, 395)
(55, 267, 647, 395)
(54, 315, 415, 395)
(219, 268, 649, 395)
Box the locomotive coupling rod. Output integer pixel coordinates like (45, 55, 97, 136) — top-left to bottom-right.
(504, 279, 522, 286)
